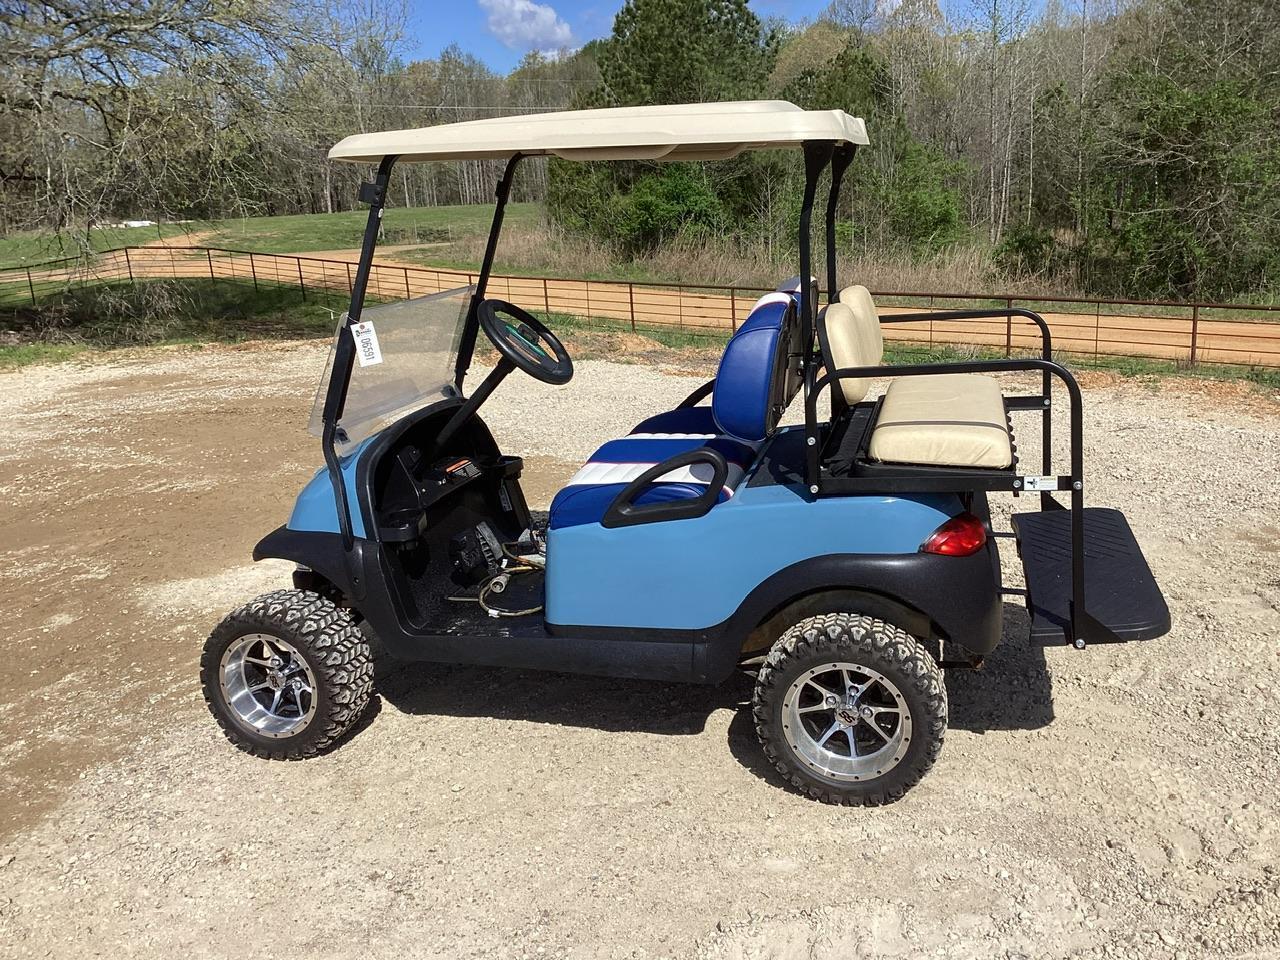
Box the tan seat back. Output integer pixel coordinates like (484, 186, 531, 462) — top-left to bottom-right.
(819, 284, 884, 404)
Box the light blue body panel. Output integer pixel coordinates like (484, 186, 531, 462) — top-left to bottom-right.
(545, 476, 961, 630)
(287, 436, 378, 538)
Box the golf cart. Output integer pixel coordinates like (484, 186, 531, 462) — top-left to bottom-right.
(200, 102, 1170, 805)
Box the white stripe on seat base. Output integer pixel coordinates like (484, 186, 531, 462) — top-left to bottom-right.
(566, 460, 746, 494)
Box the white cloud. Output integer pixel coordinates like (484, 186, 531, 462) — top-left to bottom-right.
(478, 0, 574, 51)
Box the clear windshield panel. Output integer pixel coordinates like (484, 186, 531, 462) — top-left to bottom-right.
(308, 285, 473, 452)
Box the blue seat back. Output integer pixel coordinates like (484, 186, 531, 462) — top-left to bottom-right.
(712, 293, 798, 443)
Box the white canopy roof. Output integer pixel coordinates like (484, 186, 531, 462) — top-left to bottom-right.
(328, 101, 868, 164)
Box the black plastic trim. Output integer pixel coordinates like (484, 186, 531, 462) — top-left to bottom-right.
(254, 529, 1001, 685)
(677, 379, 715, 409)
(696, 549, 1003, 682)
(353, 397, 499, 542)
(601, 448, 728, 528)
(253, 527, 363, 600)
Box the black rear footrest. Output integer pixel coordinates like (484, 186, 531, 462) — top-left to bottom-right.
(1011, 507, 1170, 646)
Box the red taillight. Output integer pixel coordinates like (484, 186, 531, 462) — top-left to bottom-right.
(921, 513, 987, 557)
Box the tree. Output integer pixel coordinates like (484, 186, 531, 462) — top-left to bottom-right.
(547, 0, 781, 250)
(0, 0, 405, 239)
(786, 39, 965, 254)
(1088, 0, 1280, 297)
(596, 0, 779, 105)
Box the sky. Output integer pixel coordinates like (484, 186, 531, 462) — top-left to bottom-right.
(406, 0, 831, 72)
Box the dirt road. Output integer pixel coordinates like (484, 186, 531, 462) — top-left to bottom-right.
(12, 244, 1280, 367)
(1, 339, 1278, 959)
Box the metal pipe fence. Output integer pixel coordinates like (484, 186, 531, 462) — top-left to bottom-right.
(4, 244, 1280, 369)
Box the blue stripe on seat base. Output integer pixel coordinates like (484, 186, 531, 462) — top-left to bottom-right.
(631, 407, 718, 435)
(548, 481, 731, 531)
(591, 435, 757, 469)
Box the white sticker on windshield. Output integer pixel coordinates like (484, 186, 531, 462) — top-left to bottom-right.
(351, 320, 383, 367)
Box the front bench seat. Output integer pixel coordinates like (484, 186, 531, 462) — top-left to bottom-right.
(549, 289, 796, 530)
(821, 285, 1013, 470)
(547, 433, 759, 530)
(628, 278, 808, 436)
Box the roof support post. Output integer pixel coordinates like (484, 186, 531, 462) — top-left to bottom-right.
(454, 153, 523, 390)
(800, 140, 835, 498)
(322, 154, 396, 552)
(823, 143, 857, 421)
(824, 143, 857, 305)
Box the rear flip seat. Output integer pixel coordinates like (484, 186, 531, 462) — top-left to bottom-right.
(820, 285, 1013, 470)
(870, 374, 1012, 469)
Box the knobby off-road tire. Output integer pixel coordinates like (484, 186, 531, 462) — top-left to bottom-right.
(753, 613, 947, 806)
(201, 589, 373, 760)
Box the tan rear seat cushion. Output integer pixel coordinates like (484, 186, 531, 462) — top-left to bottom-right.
(823, 285, 884, 404)
(870, 374, 1013, 469)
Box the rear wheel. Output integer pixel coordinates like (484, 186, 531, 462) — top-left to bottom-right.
(200, 589, 373, 760)
(753, 613, 946, 805)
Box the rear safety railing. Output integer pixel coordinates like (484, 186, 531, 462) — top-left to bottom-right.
(802, 354, 1109, 649)
(877, 307, 1056, 500)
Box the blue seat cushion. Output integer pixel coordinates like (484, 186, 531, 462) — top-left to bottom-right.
(549, 432, 760, 530)
(631, 406, 718, 435)
(630, 289, 801, 439)
(711, 295, 790, 442)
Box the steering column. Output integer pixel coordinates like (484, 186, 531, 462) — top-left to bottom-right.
(434, 299, 573, 453)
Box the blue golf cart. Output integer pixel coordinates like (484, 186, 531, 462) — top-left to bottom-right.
(200, 102, 1170, 804)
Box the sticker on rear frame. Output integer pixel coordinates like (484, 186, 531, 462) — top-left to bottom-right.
(351, 321, 383, 367)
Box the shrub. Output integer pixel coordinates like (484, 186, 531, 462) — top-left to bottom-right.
(994, 223, 1056, 278)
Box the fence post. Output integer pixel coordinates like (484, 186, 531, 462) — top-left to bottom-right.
(249, 253, 259, 292)
(206, 248, 215, 281)
(543, 277, 550, 316)
(26, 268, 36, 305)
(628, 283, 636, 332)
(298, 258, 307, 302)
(124, 247, 134, 282)
(403, 267, 411, 301)
(1190, 303, 1200, 366)
(730, 287, 737, 332)
(1095, 301, 1101, 358)
(346, 263, 353, 295)
(1005, 297, 1013, 357)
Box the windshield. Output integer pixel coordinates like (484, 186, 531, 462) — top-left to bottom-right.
(308, 285, 472, 453)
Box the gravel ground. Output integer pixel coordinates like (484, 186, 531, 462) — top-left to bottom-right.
(0, 338, 1278, 959)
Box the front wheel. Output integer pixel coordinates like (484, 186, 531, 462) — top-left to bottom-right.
(200, 589, 373, 760)
(753, 613, 946, 805)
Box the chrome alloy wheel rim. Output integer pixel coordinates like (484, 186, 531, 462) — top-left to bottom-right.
(219, 634, 318, 738)
(781, 661, 912, 782)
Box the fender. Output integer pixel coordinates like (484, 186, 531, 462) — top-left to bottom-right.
(696, 546, 1002, 683)
(253, 527, 369, 602)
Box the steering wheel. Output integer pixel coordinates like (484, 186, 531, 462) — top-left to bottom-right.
(477, 299, 573, 386)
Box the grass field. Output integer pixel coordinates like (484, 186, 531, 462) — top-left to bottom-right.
(201, 203, 539, 254)
(0, 204, 540, 269)
(0, 278, 343, 369)
(0, 223, 193, 268)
